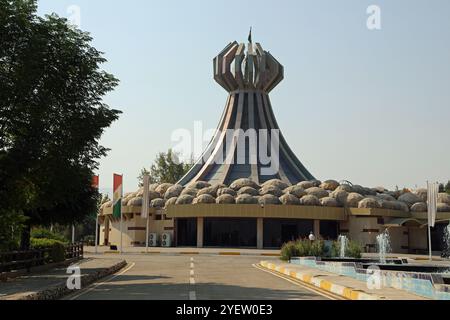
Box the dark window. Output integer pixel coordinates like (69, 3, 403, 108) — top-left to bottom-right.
(263, 219, 313, 248)
(320, 221, 339, 240)
(176, 218, 197, 246)
(204, 218, 256, 247)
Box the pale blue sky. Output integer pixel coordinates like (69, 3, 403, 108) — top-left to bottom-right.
(37, 0, 450, 193)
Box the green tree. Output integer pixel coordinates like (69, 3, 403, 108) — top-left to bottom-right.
(0, 0, 121, 249)
(138, 149, 192, 186)
(445, 181, 450, 195)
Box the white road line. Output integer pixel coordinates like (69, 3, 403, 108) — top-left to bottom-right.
(189, 257, 197, 298)
(68, 262, 136, 300)
(252, 264, 342, 300)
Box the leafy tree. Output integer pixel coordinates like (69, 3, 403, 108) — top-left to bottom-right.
(138, 149, 192, 186)
(0, 0, 121, 248)
(445, 181, 450, 195)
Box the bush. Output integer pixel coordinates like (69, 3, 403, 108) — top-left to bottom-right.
(280, 241, 299, 261)
(329, 239, 363, 258)
(310, 240, 325, 257)
(31, 238, 66, 263)
(31, 228, 67, 242)
(280, 239, 326, 261)
(329, 241, 340, 258)
(82, 235, 95, 246)
(296, 239, 312, 257)
(346, 240, 362, 259)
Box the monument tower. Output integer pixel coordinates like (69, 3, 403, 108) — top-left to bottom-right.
(179, 32, 315, 186)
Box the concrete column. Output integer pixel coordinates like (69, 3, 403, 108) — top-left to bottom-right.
(314, 220, 320, 238)
(197, 217, 204, 248)
(257, 218, 264, 249)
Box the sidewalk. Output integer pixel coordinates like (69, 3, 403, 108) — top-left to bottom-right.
(84, 246, 280, 256)
(260, 261, 428, 300)
(0, 258, 126, 300)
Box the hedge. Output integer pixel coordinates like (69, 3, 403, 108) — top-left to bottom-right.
(30, 238, 67, 263)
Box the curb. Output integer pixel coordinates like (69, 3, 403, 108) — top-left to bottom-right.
(260, 261, 382, 300)
(13, 259, 127, 300)
(91, 251, 280, 257)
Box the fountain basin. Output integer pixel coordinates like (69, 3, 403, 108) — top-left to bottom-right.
(320, 257, 405, 264)
(360, 263, 450, 273)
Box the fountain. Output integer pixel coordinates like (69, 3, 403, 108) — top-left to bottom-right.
(442, 224, 450, 259)
(376, 229, 392, 264)
(337, 235, 348, 258)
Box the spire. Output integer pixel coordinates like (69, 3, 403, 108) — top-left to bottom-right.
(248, 26, 252, 44)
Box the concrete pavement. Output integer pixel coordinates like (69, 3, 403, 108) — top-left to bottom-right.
(0, 258, 126, 300)
(65, 254, 330, 300)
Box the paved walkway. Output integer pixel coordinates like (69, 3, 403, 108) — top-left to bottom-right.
(260, 261, 428, 300)
(0, 258, 125, 300)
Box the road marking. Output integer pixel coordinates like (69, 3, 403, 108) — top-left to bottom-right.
(252, 264, 344, 300)
(188, 256, 197, 298)
(68, 262, 136, 300)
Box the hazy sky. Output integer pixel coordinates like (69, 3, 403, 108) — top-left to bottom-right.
(37, 0, 450, 194)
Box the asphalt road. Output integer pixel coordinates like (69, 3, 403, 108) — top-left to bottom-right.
(65, 254, 329, 300)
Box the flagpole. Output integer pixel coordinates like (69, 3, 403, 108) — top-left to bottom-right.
(95, 214, 99, 254)
(145, 215, 149, 253)
(94, 175, 99, 255)
(120, 174, 123, 253)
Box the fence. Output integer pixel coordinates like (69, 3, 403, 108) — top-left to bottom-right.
(0, 243, 83, 274)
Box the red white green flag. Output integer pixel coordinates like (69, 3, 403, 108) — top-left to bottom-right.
(113, 174, 123, 218)
(92, 175, 99, 189)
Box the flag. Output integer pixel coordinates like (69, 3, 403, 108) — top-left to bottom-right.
(92, 175, 99, 189)
(141, 175, 150, 219)
(427, 181, 438, 228)
(113, 174, 123, 219)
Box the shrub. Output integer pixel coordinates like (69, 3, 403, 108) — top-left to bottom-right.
(296, 240, 311, 257)
(82, 235, 95, 246)
(280, 239, 327, 260)
(31, 228, 67, 242)
(329, 241, 340, 258)
(280, 241, 299, 261)
(310, 240, 325, 257)
(329, 239, 363, 258)
(346, 240, 363, 259)
(31, 238, 66, 263)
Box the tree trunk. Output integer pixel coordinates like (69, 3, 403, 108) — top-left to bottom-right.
(20, 222, 31, 250)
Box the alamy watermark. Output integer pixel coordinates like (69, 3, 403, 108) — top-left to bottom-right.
(171, 123, 280, 176)
(67, 5, 81, 29)
(367, 5, 381, 30)
(66, 265, 81, 290)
